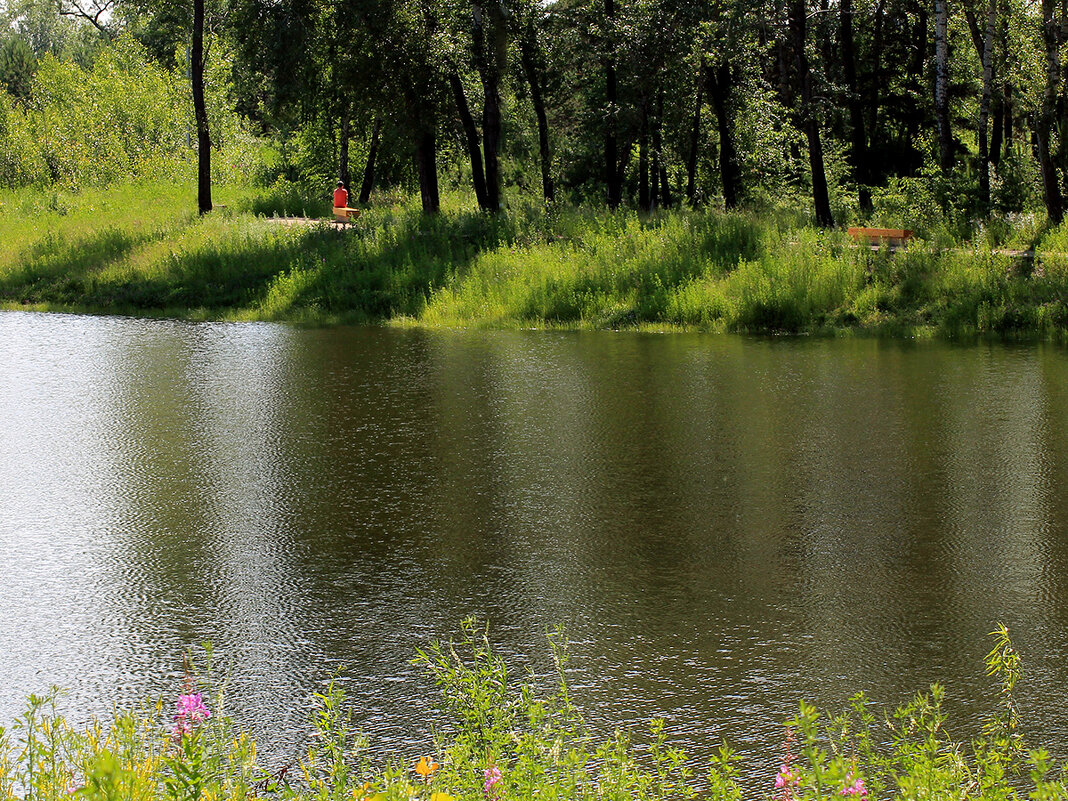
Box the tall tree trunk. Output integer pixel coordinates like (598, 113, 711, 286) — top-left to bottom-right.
(997, 0, 1013, 163)
(358, 117, 382, 205)
(339, 104, 351, 189)
(416, 117, 440, 214)
(519, 20, 554, 202)
(449, 71, 489, 209)
(192, 0, 212, 214)
(790, 0, 834, 227)
(654, 88, 670, 208)
(604, 0, 621, 208)
(963, 2, 994, 206)
(1002, 82, 1013, 160)
(868, 0, 887, 144)
(473, 0, 507, 212)
(706, 61, 741, 209)
(686, 60, 704, 206)
(978, 0, 995, 208)
(1037, 0, 1064, 223)
(616, 137, 631, 196)
(990, 96, 1004, 167)
(840, 0, 871, 209)
(639, 99, 650, 210)
(934, 0, 953, 172)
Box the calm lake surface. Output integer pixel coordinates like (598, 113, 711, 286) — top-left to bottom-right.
(3, 310, 1068, 783)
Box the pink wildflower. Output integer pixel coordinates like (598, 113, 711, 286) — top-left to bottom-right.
(172, 692, 211, 737)
(484, 765, 502, 798)
(841, 775, 867, 797)
(775, 766, 795, 789)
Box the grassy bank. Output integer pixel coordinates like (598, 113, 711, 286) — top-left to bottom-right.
(3, 181, 1068, 338)
(0, 624, 1060, 801)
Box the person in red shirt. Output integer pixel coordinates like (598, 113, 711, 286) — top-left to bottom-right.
(333, 180, 349, 209)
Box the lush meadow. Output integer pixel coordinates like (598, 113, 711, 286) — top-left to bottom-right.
(3, 179, 1068, 339)
(0, 624, 1061, 801)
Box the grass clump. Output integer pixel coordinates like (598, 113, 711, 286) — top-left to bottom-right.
(0, 624, 1063, 801)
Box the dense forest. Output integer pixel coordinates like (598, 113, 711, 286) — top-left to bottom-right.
(0, 0, 1065, 225)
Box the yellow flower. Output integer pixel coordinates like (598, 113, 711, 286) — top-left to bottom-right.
(353, 781, 384, 801)
(430, 794, 454, 801)
(415, 756, 440, 779)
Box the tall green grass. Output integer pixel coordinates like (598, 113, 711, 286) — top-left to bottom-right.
(3, 181, 1068, 338)
(0, 623, 1061, 801)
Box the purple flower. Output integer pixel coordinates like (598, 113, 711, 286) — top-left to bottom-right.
(172, 692, 211, 737)
(484, 765, 502, 798)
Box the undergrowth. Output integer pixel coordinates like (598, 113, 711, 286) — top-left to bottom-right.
(0, 623, 1062, 801)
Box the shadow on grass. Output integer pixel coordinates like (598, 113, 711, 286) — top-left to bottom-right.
(0, 206, 518, 319)
(0, 227, 171, 306)
(249, 209, 517, 320)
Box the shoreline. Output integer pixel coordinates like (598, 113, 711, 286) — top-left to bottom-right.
(3, 301, 1065, 345)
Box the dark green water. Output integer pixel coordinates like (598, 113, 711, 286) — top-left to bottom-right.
(3, 310, 1068, 780)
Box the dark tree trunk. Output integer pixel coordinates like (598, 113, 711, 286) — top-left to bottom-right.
(978, 0, 995, 208)
(339, 104, 351, 189)
(686, 60, 704, 206)
(654, 89, 670, 208)
(416, 120, 440, 214)
(358, 117, 382, 205)
(616, 137, 631, 196)
(482, 81, 503, 211)
(449, 71, 489, 209)
(519, 21, 554, 202)
(934, 0, 953, 172)
(470, 0, 507, 212)
(990, 96, 1004, 167)
(867, 0, 887, 180)
(1037, 0, 1064, 223)
(192, 0, 212, 214)
(604, 0, 621, 208)
(790, 0, 833, 227)
(706, 61, 741, 209)
(906, 8, 928, 149)
(963, 2, 994, 206)
(840, 0, 871, 210)
(1002, 82, 1013, 160)
(639, 99, 650, 210)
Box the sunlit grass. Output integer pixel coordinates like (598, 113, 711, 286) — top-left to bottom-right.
(2, 181, 1068, 338)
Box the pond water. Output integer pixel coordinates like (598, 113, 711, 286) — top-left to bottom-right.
(3, 310, 1068, 785)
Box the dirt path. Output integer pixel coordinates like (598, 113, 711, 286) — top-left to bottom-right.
(262, 216, 358, 228)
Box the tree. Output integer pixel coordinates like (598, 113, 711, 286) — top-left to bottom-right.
(962, 0, 996, 209)
(603, 0, 621, 208)
(1035, 0, 1063, 223)
(933, 0, 952, 172)
(192, 0, 211, 213)
(839, 0, 871, 209)
(516, 0, 554, 202)
(789, 0, 833, 227)
(0, 34, 37, 100)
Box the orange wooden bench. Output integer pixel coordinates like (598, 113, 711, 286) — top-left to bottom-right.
(332, 206, 361, 222)
(847, 227, 914, 247)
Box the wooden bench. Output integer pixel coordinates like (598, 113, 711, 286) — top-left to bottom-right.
(332, 206, 361, 222)
(847, 227, 914, 248)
